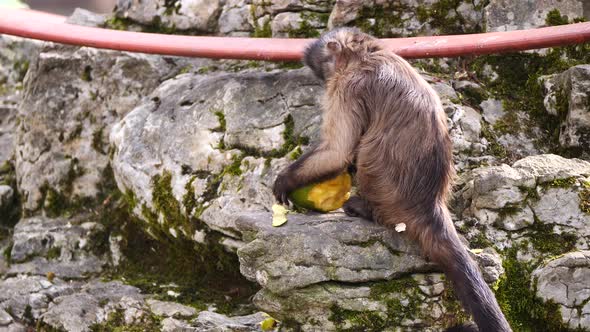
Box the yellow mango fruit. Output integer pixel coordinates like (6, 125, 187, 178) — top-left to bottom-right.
(289, 172, 352, 212)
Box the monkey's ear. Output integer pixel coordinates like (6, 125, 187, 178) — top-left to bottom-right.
(326, 41, 342, 54)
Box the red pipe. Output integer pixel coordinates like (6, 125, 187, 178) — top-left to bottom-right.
(1, 8, 590, 60)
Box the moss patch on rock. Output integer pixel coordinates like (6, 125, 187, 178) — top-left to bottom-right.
(495, 248, 572, 331)
(89, 308, 161, 332)
(468, 12, 590, 157)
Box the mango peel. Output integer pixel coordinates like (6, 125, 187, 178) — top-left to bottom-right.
(288, 172, 352, 212)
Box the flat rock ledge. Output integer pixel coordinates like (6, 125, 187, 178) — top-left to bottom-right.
(235, 212, 477, 330)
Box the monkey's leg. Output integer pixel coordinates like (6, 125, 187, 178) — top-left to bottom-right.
(343, 196, 373, 221)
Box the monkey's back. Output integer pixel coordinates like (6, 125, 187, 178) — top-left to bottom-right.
(352, 52, 454, 225)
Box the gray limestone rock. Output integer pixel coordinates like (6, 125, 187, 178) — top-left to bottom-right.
(16, 44, 183, 212)
(542, 65, 590, 149)
(534, 251, 590, 329)
(485, 0, 585, 32)
(147, 299, 197, 318)
(8, 215, 106, 279)
(480, 99, 505, 125)
(66, 8, 108, 27)
(40, 281, 145, 332)
(328, 0, 483, 36)
(0, 186, 13, 210)
(464, 154, 590, 250)
(236, 212, 433, 293)
(110, 69, 322, 240)
(192, 311, 267, 331)
(0, 35, 41, 166)
(114, 0, 222, 33)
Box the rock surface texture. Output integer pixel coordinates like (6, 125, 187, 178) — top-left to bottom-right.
(1, 1, 590, 331)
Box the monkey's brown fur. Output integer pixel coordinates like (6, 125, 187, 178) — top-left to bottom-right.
(273, 28, 511, 332)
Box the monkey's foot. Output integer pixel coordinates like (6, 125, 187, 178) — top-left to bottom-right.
(343, 196, 373, 221)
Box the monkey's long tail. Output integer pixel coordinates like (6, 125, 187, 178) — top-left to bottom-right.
(413, 205, 512, 332)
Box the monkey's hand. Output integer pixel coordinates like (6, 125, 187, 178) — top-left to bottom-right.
(273, 172, 296, 205)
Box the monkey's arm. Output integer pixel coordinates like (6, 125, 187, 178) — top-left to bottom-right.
(273, 96, 365, 204)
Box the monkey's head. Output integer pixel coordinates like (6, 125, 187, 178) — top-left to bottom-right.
(303, 27, 380, 81)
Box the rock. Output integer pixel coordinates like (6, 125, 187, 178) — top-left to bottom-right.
(472, 248, 504, 284)
(114, 0, 223, 33)
(270, 11, 327, 37)
(484, 0, 585, 32)
(254, 273, 458, 331)
(8, 215, 106, 279)
(446, 104, 486, 161)
(66, 8, 108, 27)
(40, 281, 145, 332)
(534, 251, 590, 329)
(236, 212, 432, 293)
(0, 186, 13, 208)
(328, 0, 483, 36)
(542, 65, 590, 149)
(0, 36, 40, 166)
(110, 69, 322, 240)
(218, 2, 253, 36)
(252, 0, 332, 16)
(0, 308, 13, 326)
(193, 311, 266, 331)
(0, 276, 81, 322)
(480, 99, 505, 125)
(161, 317, 197, 332)
(146, 299, 197, 318)
(464, 154, 590, 250)
(16, 44, 184, 212)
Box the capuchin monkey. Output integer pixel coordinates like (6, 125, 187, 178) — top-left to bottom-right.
(273, 27, 511, 332)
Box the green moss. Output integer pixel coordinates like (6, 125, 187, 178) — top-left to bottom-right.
(163, 0, 181, 16)
(81, 65, 93, 82)
(545, 9, 569, 26)
(497, 205, 522, 221)
(124, 189, 138, 212)
(212, 110, 226, 132)
(89, 308, 161, 332)
(460, 85, 488, 107)
(469, 231, 494, 249)
(330, 276, 465, 331)
(182, 176, 198, 217)
(107, 217, 258, 315)
(104, 14, 182, 35)
(92, 126, 106, 154)
(2, 243, 12, 264)
(39, 158, 91, 218)
(104, 16, 132, 31)
(540, 176, 577, 189)
(252, 15, 271, 38)
(351, 4, 407, 38)
(268, 114, 309, 158)
(518, 186, 540, 201)
(277, 61, 304, 70)
(469, 22, 590, 154)
(492, 106, 520, 136)
(150, 171, 192, 235)
(177, 65, 192, 75)
(286, 12, 328, 38)
(481, 123, 508, 158)
(13, 59, 29, 83)
(289, 146, 303, 160)
(528, 219, 577, 255)
(420, 0, 481, 35)
(578, 181, 590, 214)
(495, 248, 572, 331)
(329, 306, 386, 332)
(46, 247, 61, 260)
